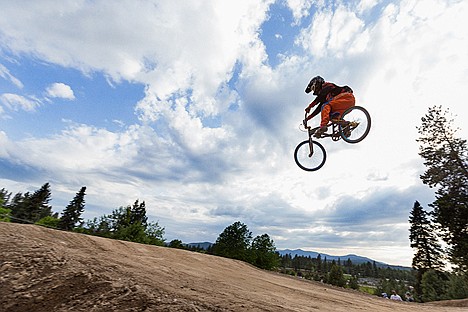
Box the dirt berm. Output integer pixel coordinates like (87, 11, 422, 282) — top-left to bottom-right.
(1, 223, 467, 312)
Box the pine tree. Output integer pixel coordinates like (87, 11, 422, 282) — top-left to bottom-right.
(59, 187, 86, 231)
(0, 189, 11, 222)
(409, 201, 445, 298)
(29, 183, 53, 222)
(421, 269, 449, 302)
(0, 188, 11, 206)
(409, 201, 445, 270)
(130, 200, 148, 227)
(9, 192, 29, 223)
(417, 106, 468, 272)
(328, 262, 346, 287)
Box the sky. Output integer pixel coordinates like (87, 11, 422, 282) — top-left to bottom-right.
(0, 0, 467, 267)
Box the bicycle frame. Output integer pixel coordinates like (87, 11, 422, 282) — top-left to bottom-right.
(295, 106, 370, 171)
(303, 113, 347, 143)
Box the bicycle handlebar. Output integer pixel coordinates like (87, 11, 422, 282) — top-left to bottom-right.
(303, 112, 309, 128)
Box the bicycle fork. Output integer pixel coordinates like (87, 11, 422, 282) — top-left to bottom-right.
(308, 129, 314, 157)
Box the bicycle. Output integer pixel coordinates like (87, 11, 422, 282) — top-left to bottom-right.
(294, 106, 371, 171)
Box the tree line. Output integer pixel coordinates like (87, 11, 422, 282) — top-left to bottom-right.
(408, 105, 468, 302)
(0, 185, 165, 246)
(278, 252, 414, 293)
(0, 187, 279, 271)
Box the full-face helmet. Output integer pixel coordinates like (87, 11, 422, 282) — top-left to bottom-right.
(305, 76, 325, 95)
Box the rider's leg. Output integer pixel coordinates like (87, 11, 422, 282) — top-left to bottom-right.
(329, 92, 355, 118)
(320, 104, 332, 127)
(314, 104, 331, 138)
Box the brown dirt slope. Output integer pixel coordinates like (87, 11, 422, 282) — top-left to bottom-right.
(0, 223, 466, 312)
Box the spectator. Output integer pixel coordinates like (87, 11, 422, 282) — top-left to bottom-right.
(390, 290, 403, 301)
(405, 292, 414, 302)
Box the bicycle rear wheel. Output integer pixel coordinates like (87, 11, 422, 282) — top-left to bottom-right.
(294, 139, 327, 171)
(339, 106, 371, 143)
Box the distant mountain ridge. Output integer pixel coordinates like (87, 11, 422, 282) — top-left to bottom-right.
(187, 243, 411, 270)
(278, 249, 411, 270)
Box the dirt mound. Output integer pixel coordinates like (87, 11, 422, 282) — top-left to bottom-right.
(0, 223, 465, 312)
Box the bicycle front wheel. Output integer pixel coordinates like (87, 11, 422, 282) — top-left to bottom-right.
(340, 106, 371, 143)
(294, 139, 327, 171)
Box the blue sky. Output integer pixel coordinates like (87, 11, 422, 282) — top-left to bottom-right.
(1, 0, 467, 266)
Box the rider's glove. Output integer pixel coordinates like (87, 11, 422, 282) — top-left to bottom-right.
(305, 106, 311, 113)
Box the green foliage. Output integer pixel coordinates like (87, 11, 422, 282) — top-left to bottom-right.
(59, 186, 86, 231)
(376, 278, 407, 299)
(251, 234, 280, 270)
(409, 201, 444, 271)
(409, 200, 445, 298)
(417, 106, 468, 272)
(327, 262, 346, 287)
(446, 273, 468, 299)
(211, 222, 280, 271)
(347, 275, 359, 290)
(78, 200, 165, 246)
(0, 207, 11, 222)
(212, 221, 252, 262)
(9, 183, 53, 223)
(168, 239, 185, 249)
(421, 269, 449, 302)
(36, 216, 60, 228)
(144, 221, 165, 246)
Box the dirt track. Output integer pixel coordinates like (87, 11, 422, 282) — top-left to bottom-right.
(1, 223, 467, 312)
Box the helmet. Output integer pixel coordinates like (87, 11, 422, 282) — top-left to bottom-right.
(305, 76, 325, 95)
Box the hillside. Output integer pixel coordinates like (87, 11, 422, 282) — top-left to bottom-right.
(1, 223, 466, 312)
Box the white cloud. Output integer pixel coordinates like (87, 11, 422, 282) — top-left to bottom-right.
(295, 4, 366, 58)
(0, 64, 24, 88)
(285, 0, 315, 24)
(0, 93, 40, 112)
(45, 82, 75, 100)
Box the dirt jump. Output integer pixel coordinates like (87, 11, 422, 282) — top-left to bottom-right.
(1, 223, 467, 311)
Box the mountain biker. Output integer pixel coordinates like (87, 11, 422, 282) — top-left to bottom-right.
(304, 76, 355, 138)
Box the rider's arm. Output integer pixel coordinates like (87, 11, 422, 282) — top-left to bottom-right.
(305, 98, 319, 113)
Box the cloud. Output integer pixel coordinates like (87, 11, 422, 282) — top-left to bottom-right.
(0, 64, 24, 88)
(45, 82, 75, 100)
(0, 93, 40, 112)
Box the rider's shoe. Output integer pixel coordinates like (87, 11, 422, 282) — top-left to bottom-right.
(314, 126, 327, 138)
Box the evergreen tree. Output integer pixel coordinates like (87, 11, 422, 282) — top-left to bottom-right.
(421, 269, 448, 302)
(59, 186, 86, 231)
(9, 192, 30, 223)
(212, 221, 252, 262)
(251, 233, 279, 270)
(29, 183, 53, 222)
(409, 201, 445, 297)
(348, 275, 359, 290)
(130, 200, 148, 227)
(0, 188, 11, 221)
(447, 273, 468, 299)
(168, 239, 185, 249)
(327, 262, 346, 287)
(417, 106, 468, 272)
(0, 188, 11, 207)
